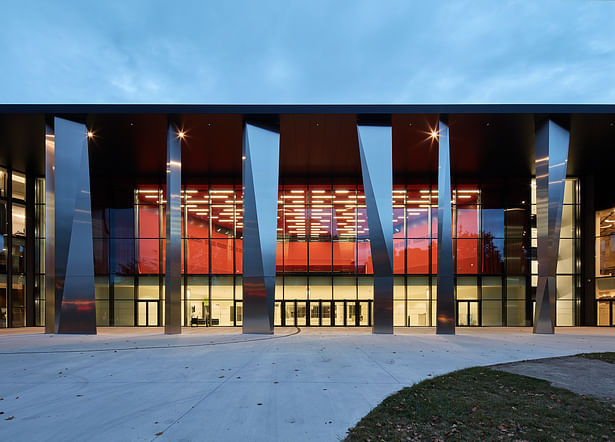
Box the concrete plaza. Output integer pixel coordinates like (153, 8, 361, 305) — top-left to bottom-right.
(1, 327, 615, 441)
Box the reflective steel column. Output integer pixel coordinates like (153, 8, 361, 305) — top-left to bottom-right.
(44, 124, 55, 334)
(165, 123, 182, 334)
(50, 117, 96, 334)
(242, 123, 280, 334)
(534, 119, 569, 334)
(357, 125, 393, 334)
(436, 120, 455, 334)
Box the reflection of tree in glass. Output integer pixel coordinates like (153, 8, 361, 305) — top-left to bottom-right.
(482, 232, 503, 273)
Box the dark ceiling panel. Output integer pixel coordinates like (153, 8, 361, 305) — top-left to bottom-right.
(279, 114, 361, 179)
(0, 114, 45, 175)
(178, 114, 243, 181)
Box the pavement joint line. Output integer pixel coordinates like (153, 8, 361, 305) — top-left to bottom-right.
(150, 335, 282, 441)
(355, 345, 403, 384)
(0, 327, 301, 355)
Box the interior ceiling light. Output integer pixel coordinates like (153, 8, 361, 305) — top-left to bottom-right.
(87, 131, 94, 138)
(178, 130, 186, 138)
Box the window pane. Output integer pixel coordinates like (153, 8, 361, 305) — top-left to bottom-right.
(138, 276, 159, 300)
(456, 206, 478, 238)
(407, 208, 429, 238)
(482, 209, 504, 238)
(12, 172, 26, 200)
(285, 276, 307, 299)
(457, 277, 478, 300)
(456, 238, 478, 273)
(393, 239, 405, 274)
(210, 238, 234, 274)
(112, 239, 135, 274)
(211, 276, 233, 299)
(0, 168, 6, 197)
(407, 239, 429, 274)
(482, 300, 502, 326)
(111, 208, 135, 238)
(309, 241, 332, 272)
(12, 203, 25, 236)
(137, 239, 159, 274)
(285, 241, 307, 272)
(407, 277, 429, 300)
(482, 238, 504, 274)
(333, 240, 356, 273)
(187, 238, 209, 274)
(310, 276, 332, 300)
(506, 237, 527, 273)
(333, 276, 355, 300)
(358, 276, 372, 299)
(357, 240, 372, 274)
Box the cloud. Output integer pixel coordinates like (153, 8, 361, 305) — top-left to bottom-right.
(0, 0, 613, 103)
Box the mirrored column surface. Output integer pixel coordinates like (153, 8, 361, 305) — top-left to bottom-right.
(48, 117, 96, 334)
(165, 124, 182, 334)
(436, 120, 455, 335)
(242, 123, 280, 334)
(44, 124, 55, 333)
(534, 120, 569, 334)
(357, 125, 393, 334)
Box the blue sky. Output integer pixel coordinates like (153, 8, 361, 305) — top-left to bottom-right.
(1, 0, 614, 104)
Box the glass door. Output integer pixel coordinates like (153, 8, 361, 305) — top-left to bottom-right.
(309, 302, 320, 326)
(333, 301, 345, 326)
(285, 301, 296, 326)
(137, 300, 159, 326)
(296, 301, 307, 326)
(457, 301, 480, 326)
(359, 301, 370, 326)
(321, 301, 331, 326)
(597, 300, 615, 326)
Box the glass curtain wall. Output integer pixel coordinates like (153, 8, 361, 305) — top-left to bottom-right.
(0, 168, 30, 328)
(596, 204, 615, 326)
(530, 178, 581, 326)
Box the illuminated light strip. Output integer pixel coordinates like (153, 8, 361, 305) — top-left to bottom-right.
(311, 190, 326, 193)
(137, 189, 159, 193)
(210, 195, 228, 199)
(457, 190, 479, 193)
(209, 190, 234, 194)
(312, 204, 332, 208)
(144, 195, 158, 198)
(458, 195, 473, 199)
(210, 204, 233, 208)
(392, 190, 406, 194)
(290, 190, 304, 194)
(195, 212, 208, 216)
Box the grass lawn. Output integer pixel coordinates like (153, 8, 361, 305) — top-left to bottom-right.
(579, 352, 615, 364)
(344, 367, 615, 441)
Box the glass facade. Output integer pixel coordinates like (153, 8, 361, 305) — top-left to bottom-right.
(0, 168, 33, 328)
(83, 180, 582, 327)
(596, 204, 615, 326)
(530, 178, 581, 326)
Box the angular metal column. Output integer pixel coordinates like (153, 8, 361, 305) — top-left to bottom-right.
(165, 123, 182, 334)
(47, 117, 96, 334)
(436, 120, 455, 335)
(44, 124, 55, 334)
(534, 120, 569, 334)
(357, 125, 393, 334)
(242, 123, 280, 334)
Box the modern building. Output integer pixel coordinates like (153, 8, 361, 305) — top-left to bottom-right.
(0, 105, 614, 333)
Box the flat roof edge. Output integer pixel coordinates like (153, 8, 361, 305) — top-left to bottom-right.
(0, 104, 615, 114)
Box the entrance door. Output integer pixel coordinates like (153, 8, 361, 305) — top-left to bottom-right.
(137, 300, 159, 326)
(285, 301, 296, 326)
(296, 302, 307, 326)
(334, 301, 345, 326)
(457, 301, 480, 326)
(321, 301, 331, 326)
(309, 302, 320, 326)
(597, 300, 615, 326)
(358, 301, 370, 326)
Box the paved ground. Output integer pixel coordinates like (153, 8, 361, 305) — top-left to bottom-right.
(2, 327, 615, 441)
(494, 355, 615, 401)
